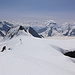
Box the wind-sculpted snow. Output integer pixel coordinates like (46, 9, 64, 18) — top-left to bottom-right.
(0, 35, 75, 75)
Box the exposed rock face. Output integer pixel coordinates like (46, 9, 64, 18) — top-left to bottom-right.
(0, 31, 5, 37)
(4, 25, 27, 39)
(19, 26, 27, 32)
(0, 21, 14, 38)
(28, 27, 41, 38)
(64, 51, 75, 58)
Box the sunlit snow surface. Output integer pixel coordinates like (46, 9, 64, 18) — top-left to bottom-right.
(0, 35, 75, 75)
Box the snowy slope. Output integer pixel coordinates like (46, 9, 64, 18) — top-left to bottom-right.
(0, 34, 75, 75)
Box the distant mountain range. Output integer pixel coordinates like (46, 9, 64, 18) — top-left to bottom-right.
(0, 20, 75, 40)
(38, 20, 75, 37)
(0, 21, 42, 40)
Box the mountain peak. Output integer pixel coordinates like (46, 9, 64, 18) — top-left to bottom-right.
(45, 20, 56, 26)
(4, 25, 41, 40)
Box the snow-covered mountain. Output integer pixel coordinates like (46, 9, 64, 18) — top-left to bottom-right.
(38, 20, 75, 37)
(62, 22, 75, 36)
(0, 21, 75, 75)
(1, 20, 75, 39)
(0, 21, 14, 38)
(4, 25, 41, 40)
(0, 31, 75, 75)
(38, 20, 62, 37)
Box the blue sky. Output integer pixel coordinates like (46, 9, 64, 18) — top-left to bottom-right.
(0, 0, 75, 23)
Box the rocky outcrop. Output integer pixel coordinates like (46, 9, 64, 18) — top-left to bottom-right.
(64, 51, 75, 58)
(28, 27, 41, 38)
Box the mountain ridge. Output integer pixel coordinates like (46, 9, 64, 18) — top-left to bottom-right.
(1, 20, 75, 40)
(38, 20, 75, 37)
(4, 25, 41, 40)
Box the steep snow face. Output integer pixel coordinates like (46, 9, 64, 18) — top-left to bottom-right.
(0, 35, 75, 75)
(0, 21, 14, 39)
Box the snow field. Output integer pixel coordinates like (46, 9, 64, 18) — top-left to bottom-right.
(0, 35, 75, 75)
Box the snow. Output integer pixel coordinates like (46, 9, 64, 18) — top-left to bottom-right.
(1, 20, 75, 38)
(38, 20, 75, 37)
(0, 34, 75, 75)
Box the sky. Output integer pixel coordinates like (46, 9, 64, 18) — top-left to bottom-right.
(0, 0, 75, 23)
